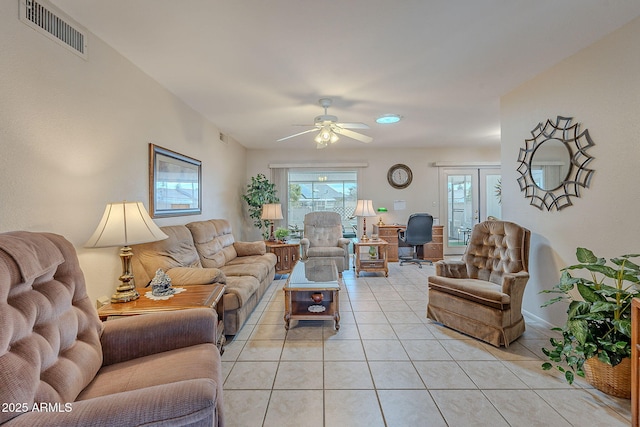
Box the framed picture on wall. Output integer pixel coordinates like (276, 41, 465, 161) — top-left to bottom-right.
(149, 143, 202, 218)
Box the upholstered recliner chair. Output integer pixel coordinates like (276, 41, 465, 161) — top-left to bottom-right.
(300, 212, 350, 274)
(427, 220, 531, 347)
(0, 231, 224, 426)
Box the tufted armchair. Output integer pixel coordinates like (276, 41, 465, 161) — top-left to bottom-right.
(300, 212, 350, 274)
(0, 231, 224, 426)
(427, 220, 530, 347)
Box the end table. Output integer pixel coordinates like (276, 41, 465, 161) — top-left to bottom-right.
(265, 240, 300, 274)
(98, 284, 226, 354)
(353, 239, 389, 277)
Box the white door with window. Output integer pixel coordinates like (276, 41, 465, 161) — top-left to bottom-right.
(440, 167, 501, 255)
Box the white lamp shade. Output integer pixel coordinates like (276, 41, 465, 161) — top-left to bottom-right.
(261, 203, 283, 220)
(85, 201, 168, 248)
(353, 199, 376, 217)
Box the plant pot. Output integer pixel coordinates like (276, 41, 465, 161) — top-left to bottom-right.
(582, 356, 631, 398)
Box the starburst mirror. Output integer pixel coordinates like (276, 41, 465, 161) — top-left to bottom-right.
(516, 116, 595, 211)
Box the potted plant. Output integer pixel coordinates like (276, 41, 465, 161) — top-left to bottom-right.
(540, 247, 640, 398)
(242, 174, 279, 239)
(274, 227, 289, 242)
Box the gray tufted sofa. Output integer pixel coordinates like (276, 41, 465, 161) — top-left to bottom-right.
(427, 220, 531, 347)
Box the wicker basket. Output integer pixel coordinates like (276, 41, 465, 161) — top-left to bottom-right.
(582, 356, 631, 398)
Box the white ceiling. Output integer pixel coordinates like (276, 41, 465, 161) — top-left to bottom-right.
(51, 0, 640, 150)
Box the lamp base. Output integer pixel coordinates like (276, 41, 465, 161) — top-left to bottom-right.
(268, 223, 277, 241)
(111, 246, 140, 303)
(111, 286, 140, 303)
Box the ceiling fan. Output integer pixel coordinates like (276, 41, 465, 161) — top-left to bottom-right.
(277, 98, 373, 149)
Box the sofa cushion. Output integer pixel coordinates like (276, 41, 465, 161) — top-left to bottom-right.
(186, 220, 225, 268)
(234, 241, 266, 257)
(428, 276, 510, 310)
(77, 343, 219, 399)
(220, 262, 270, 284)
(226, 253, 276, 269)
(167, 267, 226, 286)
(132, 225, 202, 285)
(222, 276, 260, 310)
(186, 219, 246, 267)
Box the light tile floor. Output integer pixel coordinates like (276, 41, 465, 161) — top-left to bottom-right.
(221, 262, 631, 426)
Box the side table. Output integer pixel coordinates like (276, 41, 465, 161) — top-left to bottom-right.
(265, 240, 300, 274)
(98, 284, 226, 354)
(353, 239, 389, 277)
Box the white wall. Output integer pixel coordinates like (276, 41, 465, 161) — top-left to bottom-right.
(501, 17, 640, 326)
(245, 146, 500, 240)
(0, 1, 247, 304)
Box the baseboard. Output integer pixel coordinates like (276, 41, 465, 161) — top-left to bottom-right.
(522, 309, 558, 329)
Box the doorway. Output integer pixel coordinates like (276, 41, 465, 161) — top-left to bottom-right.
(440, 167, 501, 255)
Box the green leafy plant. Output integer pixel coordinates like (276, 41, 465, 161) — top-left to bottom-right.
(540, 247, 640, 384)
(242, 174, 279, 238)
(274, 227, 289, 241)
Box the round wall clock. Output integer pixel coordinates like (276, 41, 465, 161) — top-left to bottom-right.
(387, 164, 413, 189)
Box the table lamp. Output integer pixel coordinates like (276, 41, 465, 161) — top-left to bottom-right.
(353, 199, 376, 241)
(261, 203, 283, 241)
(377, 207, 388, 226)
(85, 201, 168, 303)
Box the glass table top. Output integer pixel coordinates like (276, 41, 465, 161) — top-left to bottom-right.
(284, 259, 339, 290)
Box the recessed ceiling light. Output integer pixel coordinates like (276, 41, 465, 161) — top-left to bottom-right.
(375, 114, 402, 124)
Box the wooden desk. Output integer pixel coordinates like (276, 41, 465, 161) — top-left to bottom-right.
(98, 284, 226, 353)
(374, 224, 444, 262)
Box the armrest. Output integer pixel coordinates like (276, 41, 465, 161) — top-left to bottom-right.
(166, 267, 226, 285)
(101, 308, 216, 366)
(3, 379, 218, 427)
(434, 260, 468, 278)
(234, 240, 266, 256)
(500, 271, 530, 295)
(337, 237, 351, 249)
(300, 238, 310, 259)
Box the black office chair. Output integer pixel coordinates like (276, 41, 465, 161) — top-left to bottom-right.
(398, 213, 433, 268)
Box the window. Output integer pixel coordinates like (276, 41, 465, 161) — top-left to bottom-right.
(287, 170, 358, 234)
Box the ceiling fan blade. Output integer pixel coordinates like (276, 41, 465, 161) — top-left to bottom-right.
(336, 122, 370, 130)
(333, 127, 373, 143)
(276, 128, 318, 142)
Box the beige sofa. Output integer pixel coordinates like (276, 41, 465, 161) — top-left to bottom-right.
(132, 219, 277, 335)
(0, 231, 224, 426)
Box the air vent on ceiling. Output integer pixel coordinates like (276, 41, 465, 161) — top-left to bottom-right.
(19, 0, 88, 59)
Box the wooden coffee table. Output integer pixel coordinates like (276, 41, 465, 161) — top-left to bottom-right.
(98, 284, 226, 353)
(283, 259, 340, 330)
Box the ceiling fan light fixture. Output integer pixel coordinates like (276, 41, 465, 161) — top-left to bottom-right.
(315, 125, 338, 145)
(376, 114, 402, 124)
(278, 98, 370, 146)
